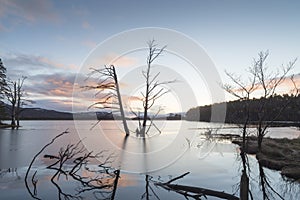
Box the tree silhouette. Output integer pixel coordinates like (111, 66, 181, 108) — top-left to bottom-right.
(250, 51, 297, 150)
(222, 51, 297, 151)
(25, 130, 120, 200)
(85, 40, 176, 137)
(0, 58, 8, 123)
(135, 40, 176, 137)
(5, 76, 27, 129)
(84, 65, 130, 136)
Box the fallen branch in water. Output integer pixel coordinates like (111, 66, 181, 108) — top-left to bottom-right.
(156, 172, 239, 200)
(25, 129, 119, 200)
(25, 130, 69, 200)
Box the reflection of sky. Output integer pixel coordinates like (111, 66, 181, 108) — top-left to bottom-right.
(0, 121, 299, 199)
(0, 0, 300, 111)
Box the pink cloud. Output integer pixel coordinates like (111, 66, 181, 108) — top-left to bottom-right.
(229, 74, 300, 97)
(0, 0, 61, 25)
(91, 53, 137, 68)
(82, 21, 92, 29)
(82, 40, 97, 49)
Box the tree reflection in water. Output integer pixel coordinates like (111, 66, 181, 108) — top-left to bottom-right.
(234, 142, 299, 200)
(24, 130, 300, 200)
(25, 130, 120, 200)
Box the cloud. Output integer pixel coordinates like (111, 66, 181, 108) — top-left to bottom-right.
(25, 72, 104, 111)
(27, 73, 76, 97)
(3, 53, 79, 77)
(0, 0, 60, 30)
(24, 73, 79, 111)
(0, 0, 60, 22)
(82, 21, 92, 29)
(0, 23, 7, 31)
(82, 40, 97, 49)
(86, 53, 137, 68)
(229, 73, 300, 98)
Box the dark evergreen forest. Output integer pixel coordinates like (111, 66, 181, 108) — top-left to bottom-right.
(186, 94, 300, 124)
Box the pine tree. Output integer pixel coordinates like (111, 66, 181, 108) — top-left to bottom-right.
(0, 58, 8, 123)
(0, 58, 7, 95)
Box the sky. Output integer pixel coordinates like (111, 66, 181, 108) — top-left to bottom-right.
(0, 0, 299, 113)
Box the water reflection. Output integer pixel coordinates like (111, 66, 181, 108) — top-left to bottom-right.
(234, 144, 300, 200)
(1, 121, 300, 199)
(25, 131, 121, 200)
(0, 168, 21, 182)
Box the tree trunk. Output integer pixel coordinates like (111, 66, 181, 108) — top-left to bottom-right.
(112, 66, 130, 136)
(240, 170, 249, 200)
(16, 79, 22, 129)
(11, 106, 16, 129)
(11, 82, 17, 129)
(141, 62, 151, 137)
(258, 135, 263, 152)
(16, 112, 20, 128)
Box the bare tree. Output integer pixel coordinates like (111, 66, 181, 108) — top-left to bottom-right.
(136, 40, 176, 136)
(223, 65, 258, 153)
(224, 51, 297, 151)
(85, 40, 176, 137)
(16, 77, 27, 128)
(84, 65, 130, 136)
(250, 51, 297, 150)
(5, 76, 27, 129)
(25, 130, 120, 200)
(5, 80, 17, 128)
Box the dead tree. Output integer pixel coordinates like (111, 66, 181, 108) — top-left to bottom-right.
(137, 40, 176, 136)
(223, 65, 258, 154)
(5, 76, 27, 129)
(224, 51, 297, 151)
(16, 77, 26, 128)
(84, 65, 130, 136)
(155, 172, 239, 200)
(251, 51, 297, 150)
(25, 130, 120, 200)
(5, 80, 17, 128)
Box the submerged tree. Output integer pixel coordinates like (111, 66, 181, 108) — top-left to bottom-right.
(135, 40, 176, 137)
(15, 77, 27, 127)
(5, 76, 27, 129)
(86, 40, 175, 137)
(84, 65, 130, 136)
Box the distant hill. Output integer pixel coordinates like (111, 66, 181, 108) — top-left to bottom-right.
(0, 102, 185, 121)
(19, 108, 117, 120)
(19, 108, 73, 120)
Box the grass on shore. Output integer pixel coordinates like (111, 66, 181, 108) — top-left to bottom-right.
(233, 137, 300, 181)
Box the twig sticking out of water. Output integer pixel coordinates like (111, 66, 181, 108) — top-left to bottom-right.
(25, 129, 69, 200)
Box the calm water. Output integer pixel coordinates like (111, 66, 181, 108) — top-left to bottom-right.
(0, 120, 299, 199)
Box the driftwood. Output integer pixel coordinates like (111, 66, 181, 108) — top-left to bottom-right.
(155, 172, 239, 200)
(25, 130, 120, 200)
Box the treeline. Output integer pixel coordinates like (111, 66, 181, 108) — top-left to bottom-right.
(186, 94, 300, 124)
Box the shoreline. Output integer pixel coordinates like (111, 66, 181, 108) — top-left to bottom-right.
(232, 137, 300, 181)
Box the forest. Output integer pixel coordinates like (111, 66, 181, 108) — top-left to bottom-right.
(186, 94, 300, 125)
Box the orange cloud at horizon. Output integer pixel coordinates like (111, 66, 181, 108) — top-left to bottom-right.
(227, 74, 300, 100)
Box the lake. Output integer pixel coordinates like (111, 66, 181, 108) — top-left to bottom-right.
(0, 120, 299, 199)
